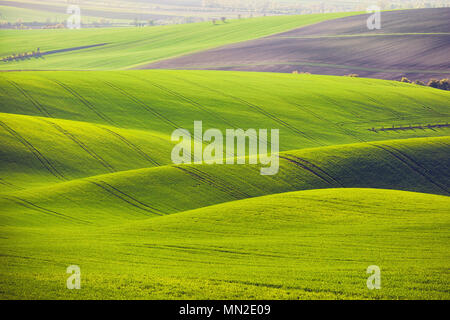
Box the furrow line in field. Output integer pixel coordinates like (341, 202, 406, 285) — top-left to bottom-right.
(1, 195, 89, 224)
(103, 81, 179, 130)
(175, 166, 248, 199)
(173, 78, 319, 146)
(371, 144, 449, 194)
(314, 92, 362, 120)
(89, 180, 163, 216)
(395, 92, 444, 116)
(52, 80, 114, 125)
(279, 155, 336, 186)
(345, 89, 403, 119)
(290, 101, 363, 143)
(7, 81, 51, 117)
(173, 78, 302, 143)
(0, 120, 65, 180)
(282, 154, 344, 187)
(45, 120, 115, 173)
(100, 127, 160, 167)
(188, 166, 251, 198)
(147, 80, 236, 128)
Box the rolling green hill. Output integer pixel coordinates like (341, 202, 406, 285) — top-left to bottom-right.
(0, 12, 361, 70)
(0, 70, 449, 299)
(1, 136, 448, 227)
(1, 188, 449, 299)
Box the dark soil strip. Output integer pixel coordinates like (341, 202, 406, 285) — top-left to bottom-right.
(89, 180, 162, 216)
(7, 81, 51, 117)
(0, 120, 65, 180)
(42, 43, 109, 56)
(45, 121, 115, 173)
(100, 127, 160, 167)
(52, 80, 114, 125)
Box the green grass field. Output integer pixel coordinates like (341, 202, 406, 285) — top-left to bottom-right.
(0, 12, 361, 70)
(0, 69, 449, 299)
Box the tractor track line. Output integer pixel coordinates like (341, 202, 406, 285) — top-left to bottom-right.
(279, 155, 337, 186)
(169, 76, 271, 147)
(283, 154, 343, 187)
(7, 80, 51, 117)
(175, 166, 249, 199)
(52, 80, 114, 125)
(372, 144, 449, 194)
(45, 120, 115, 173)
(103, 81, 179, 130)
(1, 195, 89, 224)
(184, 82, 322, 146)
(290, 101, 364, 143)
(0, 120, 65, 180)
(89, 180, 162, 216)
(100, 127, 160, 167)
(149, 77, 236, 128)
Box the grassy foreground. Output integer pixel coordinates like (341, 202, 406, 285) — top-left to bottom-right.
(1, 188, 449, 299)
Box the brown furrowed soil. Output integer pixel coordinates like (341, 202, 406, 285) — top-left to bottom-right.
(139, 8, 450, 82)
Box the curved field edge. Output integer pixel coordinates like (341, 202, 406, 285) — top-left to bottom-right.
(0, 11, 363, 71)
(1, 188, 449, 299)
(0, 136, 448, 227)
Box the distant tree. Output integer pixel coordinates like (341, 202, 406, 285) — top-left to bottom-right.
(400, 77, 411, 83)
(212, 18, 217, 25)
(221, 17, 226, 23)
(414, 80, 425, 86)
(292, 70, 299, 74)
(346, 74, 359, 77)
(428, 79, 440, 89)
(438, 78, 449, 90)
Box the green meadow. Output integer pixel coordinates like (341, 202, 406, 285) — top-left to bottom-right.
(0, 12, 360, 70)
(0, 6, 449, 300)
(0, 69, 449, 299)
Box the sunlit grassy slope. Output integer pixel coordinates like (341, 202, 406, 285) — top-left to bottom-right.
(0, 70, 448, 189)
(1, 188, 449, 299)
(0, 70, 449, 299)
(0, 12, 361, 70)
(1, 136, 448, 226)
